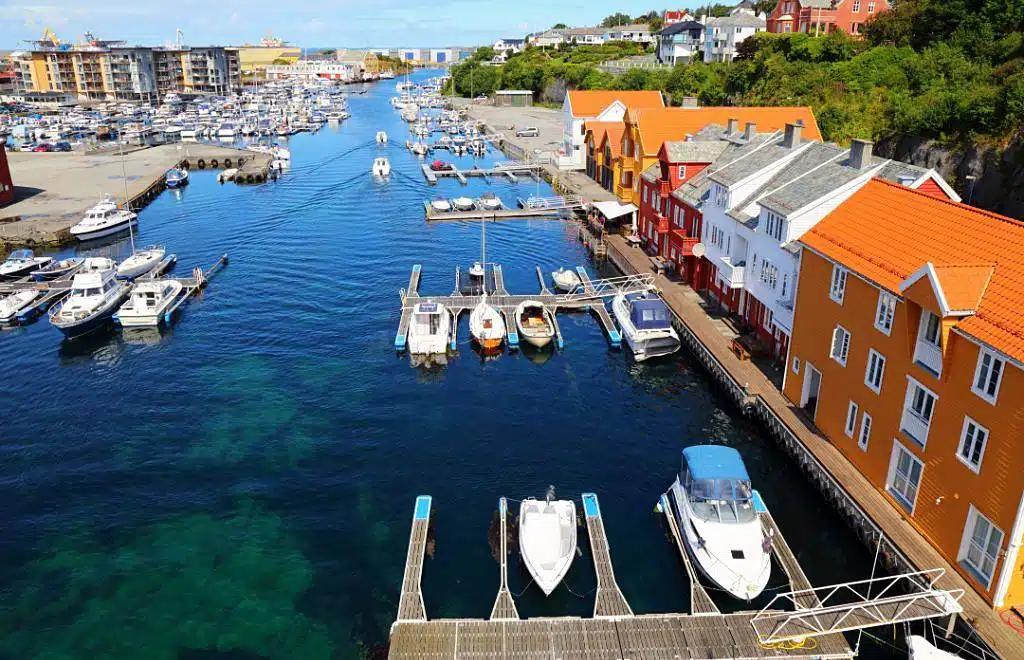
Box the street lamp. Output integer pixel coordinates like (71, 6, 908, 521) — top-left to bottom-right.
(965, 175, 978, 205)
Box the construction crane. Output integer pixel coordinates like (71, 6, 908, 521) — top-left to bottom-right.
(40, 27, 70, 50)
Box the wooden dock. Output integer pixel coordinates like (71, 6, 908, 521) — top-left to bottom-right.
(659, 491, 720, 615)
(489, 498, 519, 621)
(420, 162, 542, 185)
(387, 495, 854, 659)
(423, 204, 572, 223)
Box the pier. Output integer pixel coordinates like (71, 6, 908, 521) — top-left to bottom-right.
(423, 196, 583, 222)
(393, 264, 639, 353)
(420, 161, 544, 185)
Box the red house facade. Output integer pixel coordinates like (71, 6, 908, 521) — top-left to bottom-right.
(0, 147, 13, 205)
(767, 0, 889, 37)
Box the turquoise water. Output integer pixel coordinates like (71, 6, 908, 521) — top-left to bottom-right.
(0, 70, 895, 658)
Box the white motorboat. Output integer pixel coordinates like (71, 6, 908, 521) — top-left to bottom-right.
(371, 157, 391, 178)
(165, 167, 189, 188)
(670, 445, 771, 600)
(216, 123, 236, 139)
(407, 302, 450, 356)
(519, 488, 577, 596)
(114, 279, 183, 327)
(469, 294, 505, 351)
(32, 257, 84, 281)
(70, 196, 138, 241)
(116, 245, 166, 280)
(0, 290, 43, 325)
(430, 197, 452, 213)
(218, 168, 239, 183)
(551, 267, 581, 292)
(452, 196, 474, 211)
(907, 634, 961, 660)
(412, 142, 427, 156)
(612, 292, 680, 362)
(515, 300, 555, 349)
(49, 262, 130, 338)
(476, 192, 502, 211)
(376, 131, 388, 144)
(0, 249, 53, 280)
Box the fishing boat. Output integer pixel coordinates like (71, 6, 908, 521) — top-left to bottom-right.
(550, 267, 581, 292)
(407, 302, 450, 356)
(0, 290, 43, 326)
(70, 195, 138, 241)
(519, 487, 577, 596)
(49, 262, 131, 338)
(371, 157, 391, 178)
(32, 257, 84, 281)
(515, 300, 556, 349)
(476, 192, 502, 211)
(430, 197, 452, 213)
(116, 246, 166, 280)
(452, 196, 474, 211)
(114, 279, 183, 327)
(612, 292, 680, 362)
(669, 445, 771, 600)
(376, 131, 388, 144)
(165, 167, 189, 188)
(0, 249, 53, 280)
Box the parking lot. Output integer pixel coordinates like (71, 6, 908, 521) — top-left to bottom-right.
(459, 101, 564, 160)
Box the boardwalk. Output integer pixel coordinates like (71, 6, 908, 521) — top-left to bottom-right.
(603, 234, 1024, 659)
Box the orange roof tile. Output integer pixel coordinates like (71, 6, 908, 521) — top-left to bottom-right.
(599, 125, 626, 157)
(627, 106, 823, 156)
(584, 120, 621, 144)
(802, 178, 1024, 362)
(566, 90, 664, 118)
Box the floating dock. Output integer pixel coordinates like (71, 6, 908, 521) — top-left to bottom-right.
(423, 195, 584, 223)
(394, 264, 640, 353)
(421, 161, 543, 185)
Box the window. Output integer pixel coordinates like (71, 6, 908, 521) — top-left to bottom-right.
(868, 1, 875, 11)
(858, 413, 872, 451)
(792, 356, 800, 374)
(901, 378, 937, 447)
(678, 165, 686, 179)
(960, 506, 1003, 588)
(887, 441, 923, 514)
(920, 310, 941, 347)
(972, 349, 1004, 404)
(714, 184, 729, 208)
(829, 265, 847, 304)
(957, 417, 989, 473)
(765, 211, 785, 241)
(875, 292, 896, 335)
(865, 349, 886, 394)
(845, 401, 859, 438)
(760, 260, 778, 289)
(781, 273, 790, 300)
(852, 0, 860, 10)
(830, 326, 851, 366)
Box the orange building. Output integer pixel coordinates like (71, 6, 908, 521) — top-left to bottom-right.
(784, 179, 1024, 607)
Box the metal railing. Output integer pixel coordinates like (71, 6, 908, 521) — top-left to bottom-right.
(555, 272, 655, 302)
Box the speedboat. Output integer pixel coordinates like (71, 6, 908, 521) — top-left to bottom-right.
(515, 300, 555, 349)
(0, 249, 53, 280)
(116, 246, 166, 280)
(372, 157, 391, 178)
(412, 142, 427, 156)
(70, 196, 138, 241)
(49, 261, 131, 338)
(476, 192, 502, 211)
(376, 131, 388, 144)
(32, 257, 84, 281)
(469, 294, 505, 351)
(165, 168, 189, 188)
(452, 196, 474, 211)
(0, 290, 43, 326)
(669, 445, 771, 600)
(551, 267, 581, 292)
(114, 279, 183, 327)
(407, 302, 450, 355)
(430, 197, 452, 213)
(612, 292, 680, 362)
(519, 487, 577, 596)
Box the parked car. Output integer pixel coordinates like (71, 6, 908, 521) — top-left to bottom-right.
(473, 95, 488, 102)
(32, 143, 52, 152)
(51, 141, 72, 152)
(515, 127, 539, 138)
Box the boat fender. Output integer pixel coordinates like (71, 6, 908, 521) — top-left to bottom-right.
(210, 158, 219, 168)
(197, 158, 206, 169)
(224, 158, 232, 168)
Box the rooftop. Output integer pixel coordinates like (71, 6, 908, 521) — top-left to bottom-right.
(567, 90, 664, 118)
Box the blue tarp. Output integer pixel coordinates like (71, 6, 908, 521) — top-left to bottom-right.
(627, 294, 671, 330)
(682, 445, 750, 482)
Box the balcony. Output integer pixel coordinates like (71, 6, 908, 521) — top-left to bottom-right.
(718, 257, 745, 289)
(658, 179, 671, 197)
(656, 214, 669, 234)
(900, 409, 930, 448)
(671, 231, 700, 256)
(913, 340, 943, 378)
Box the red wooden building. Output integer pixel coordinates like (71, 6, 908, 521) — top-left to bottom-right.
(0, 146, 13, 205)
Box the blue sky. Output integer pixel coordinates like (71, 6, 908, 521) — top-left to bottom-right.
(0, 0, 634, 49)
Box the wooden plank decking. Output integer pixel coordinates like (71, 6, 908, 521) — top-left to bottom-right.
(582, 493, 633, 618)
(397, 495, 431, 622)
(604, 234, 1024, 659)
(489, 497, 519, 621)
(659, 491, 720, 615)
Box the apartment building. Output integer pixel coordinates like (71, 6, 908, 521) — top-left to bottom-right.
(702, 9, 766, 62)
(559, 90, 665, 171)
(767, 0, 889, 36)
(656, 21, 705, 65)
(784, 180, 1024, 607)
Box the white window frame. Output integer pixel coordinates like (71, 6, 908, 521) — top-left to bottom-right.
(874, 292, 896, 336)
(845, 401, 859, 438)
(958, 505, 1004, 589)
(858, 412, 872, 451)
(829, 265, 847, 304)
(677, 165, 686, 179)
(865, 349, 886, 394)
(971, 348, 1005, 405)
(956, 416, 989, 474)
(830, 325, 851, 366)
(901, 376, 937, 448)
(886, 440, 923, 515)
(919, 309, 941, 347)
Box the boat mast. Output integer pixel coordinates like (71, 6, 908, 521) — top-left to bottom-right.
(118, 117, 137, 255)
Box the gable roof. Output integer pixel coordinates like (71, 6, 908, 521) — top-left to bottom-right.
(566, 90, 664, 118)
(661, 21, 705, 35)
(584, 120, 622, 147)
(598, 124, 627, 157)
(802, 179, 1024, 363)
(662, 139, 730, 164)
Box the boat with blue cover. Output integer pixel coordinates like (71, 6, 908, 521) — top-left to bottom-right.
(669, 445, 771, 600)
(611, 292, 680, 361)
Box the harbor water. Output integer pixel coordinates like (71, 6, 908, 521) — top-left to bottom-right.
(0, 70, 895, 658)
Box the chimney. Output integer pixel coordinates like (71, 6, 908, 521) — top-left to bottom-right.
(744, 122, 756, 141)
(783, 122, 801, 148)
(849, 138, 873, 170)
(727, 118, 739, 135)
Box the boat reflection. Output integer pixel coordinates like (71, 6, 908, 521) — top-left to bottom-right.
(409, 352, 448, 370)
(520, 343, 554, 365)
(121, 325, 173, 345)
(57, 325, 124, 365)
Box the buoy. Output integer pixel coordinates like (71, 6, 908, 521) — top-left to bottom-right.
(197, 158, 206, 169)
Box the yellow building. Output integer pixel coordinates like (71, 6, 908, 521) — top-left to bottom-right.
(235, 46, 301, 77)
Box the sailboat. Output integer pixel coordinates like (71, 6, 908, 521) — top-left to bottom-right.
(468, 217, 505, 351)
(112, 122, 165, 280)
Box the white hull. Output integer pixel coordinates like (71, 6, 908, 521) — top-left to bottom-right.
(0, 290, 42, 324)
(408, 306, 451, 355)
(70, 216, 138, 241)
(515, 301, 555, 349)
(519, 498, 577, 595)
(611, 295, 680, 362)
(469, 299, 505, 350)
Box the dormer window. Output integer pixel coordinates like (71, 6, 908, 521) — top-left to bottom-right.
(764, 211, 785, 242)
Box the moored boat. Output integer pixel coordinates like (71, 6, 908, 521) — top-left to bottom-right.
(114, 279, 183, 327)
(116, 245, 166, 280)
(452, 196, 474, 211)
(551, 267, 581, 292)
(165, 167, 189, 188)
(430, 197, 452, 213)
(49, 262, 131, 338)
(469, 294, 505, 351)
(32, 257, 84, 281)
(0, 249, 53, 280)
(519, 487, 577, 596)
(476, 192, 502, 211)
(407, 302, 450, 356)
(70, 196, 138, 241)
(0, 290, 43, 326)
(515, 300, 555, 349)
(611, 292, 680, 362)
(376, 131, 388, 144)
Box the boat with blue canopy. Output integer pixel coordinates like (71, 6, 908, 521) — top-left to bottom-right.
(668, 445, 772, 600)
(611, 292, 680, 361)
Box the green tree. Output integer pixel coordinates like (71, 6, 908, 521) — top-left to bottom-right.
(552, 23, 568, 29)
(601, 12, 633, 27)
